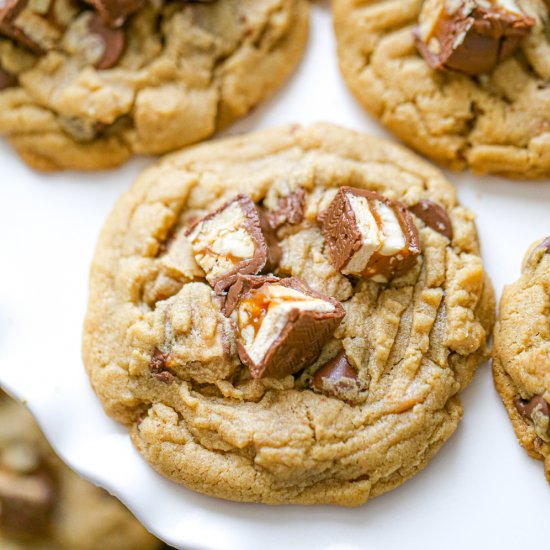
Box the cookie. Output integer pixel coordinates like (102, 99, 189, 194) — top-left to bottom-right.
(0, 0, 309, 171)
(493, 237, 550, 483)
(83, 123, 495, 506)
(333, 0, 550, 179)
(0, 390, 162, 549)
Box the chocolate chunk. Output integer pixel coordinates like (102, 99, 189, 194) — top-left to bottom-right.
(258, 207, 282, 272)
(187, 194, 271, 294)
(415, 0, 534, 76)
(88, 12, 125, 69)
(0, 464, 57, 536)
(310, 350, 362, 402)
(0, 63, 17, 90)
(320, 187, 420, 282)
(408, 199, 453, 240)
(536, 236, 550, 254)
(85, 0, 143, 28)
(149, 347, 174, 383)
(231, 277, 345, 379)
(267, 188, 306, 229)
(516, 395, 550, 440)
(0, 0, 43, 52)
(223, 273, 280, 317)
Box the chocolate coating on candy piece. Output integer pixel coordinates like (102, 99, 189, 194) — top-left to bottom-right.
(320, 187, 420, 282)
(310, 350, 362, 402)
(0, 63, 17, 90)
(89, 13, 125, 69)
(536, 236, 550, 254)
(409, 199, 453, 240)
(516, 395, 550, 440)
(85, 0, 144, 28)
(258, 207, 282, 273)
(0, 464, 57, 536)
(187, 194, 270, 294)
(267, 188, 306, 229)
(233, 277, 345, 379)
(415, 0, 535, 76)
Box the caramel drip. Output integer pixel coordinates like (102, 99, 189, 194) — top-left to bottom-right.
(239, 287, 309, 337)
(367, 196, 384, 250)
(195, 244, 246, 265)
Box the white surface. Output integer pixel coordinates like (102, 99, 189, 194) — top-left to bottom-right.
(0, 2, 549, 549)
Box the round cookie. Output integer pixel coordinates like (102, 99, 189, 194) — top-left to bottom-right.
(83, 123, 495, 506)
(333, 0, 550, 179)
(493, 238, 550, 483)
(0, 0, 309, 171)
(0, 390, 162, 550)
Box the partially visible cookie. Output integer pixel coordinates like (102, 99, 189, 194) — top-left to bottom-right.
(0, 0, 309, 170)
(83, 123, 495, 506)
(0, 390, 162, 549)
(333, 0, 550, 179)
(493, 238, 550, 482)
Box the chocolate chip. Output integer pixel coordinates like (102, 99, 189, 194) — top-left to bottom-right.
(415, 0, 535, 76)
(0, 63, 17, 90)
(232, 277, 345, 379)
(85, 0, 143, 28)
(267, 188, 306, 229)
(408, 199, 453, 240)
(0, 464, 57, 536)
(88, 12, 125, 70)
(186, 194, 272, 294)
(310, 351, 362, 402)
(516, 395, 550, 439)
(536, 236, 550, 254)
(320, 187, 420, 282)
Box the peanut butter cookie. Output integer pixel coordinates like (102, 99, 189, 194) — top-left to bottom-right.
(0, 390, 162, 549)
(83, 123, 495, 506)
(493, 237, 550, 483)
(333, 0, 550, 178)
(0, 0, 309, 170)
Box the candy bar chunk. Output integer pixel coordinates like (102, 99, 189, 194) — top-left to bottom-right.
(223, 273, 280, 316)
(187, 194, 271, 294)
(516, 395, 550, 442)
(88, 12, 125, 69)
(409, 199, 453, 240)
(320, 187, 420, 282)
(415, 0, 535, 76)
(0, 0, 76, 53)
(85, 0, 144, 28)
(310, 350, 363, 403)
(266, 187, 306, 229)
(232, 277, 345, 379)
(0, 465, 56, 535)
(1, 0, 46, 52)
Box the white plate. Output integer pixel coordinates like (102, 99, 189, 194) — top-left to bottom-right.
(1, 2, 549, 549)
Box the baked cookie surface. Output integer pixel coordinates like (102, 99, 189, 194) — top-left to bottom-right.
(0, 391, 162, 550)
(493, 238, 550, 483)
(0, 0, 309, 171)
(333, 0, 550, 179)
(83, 123, 495, 506)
